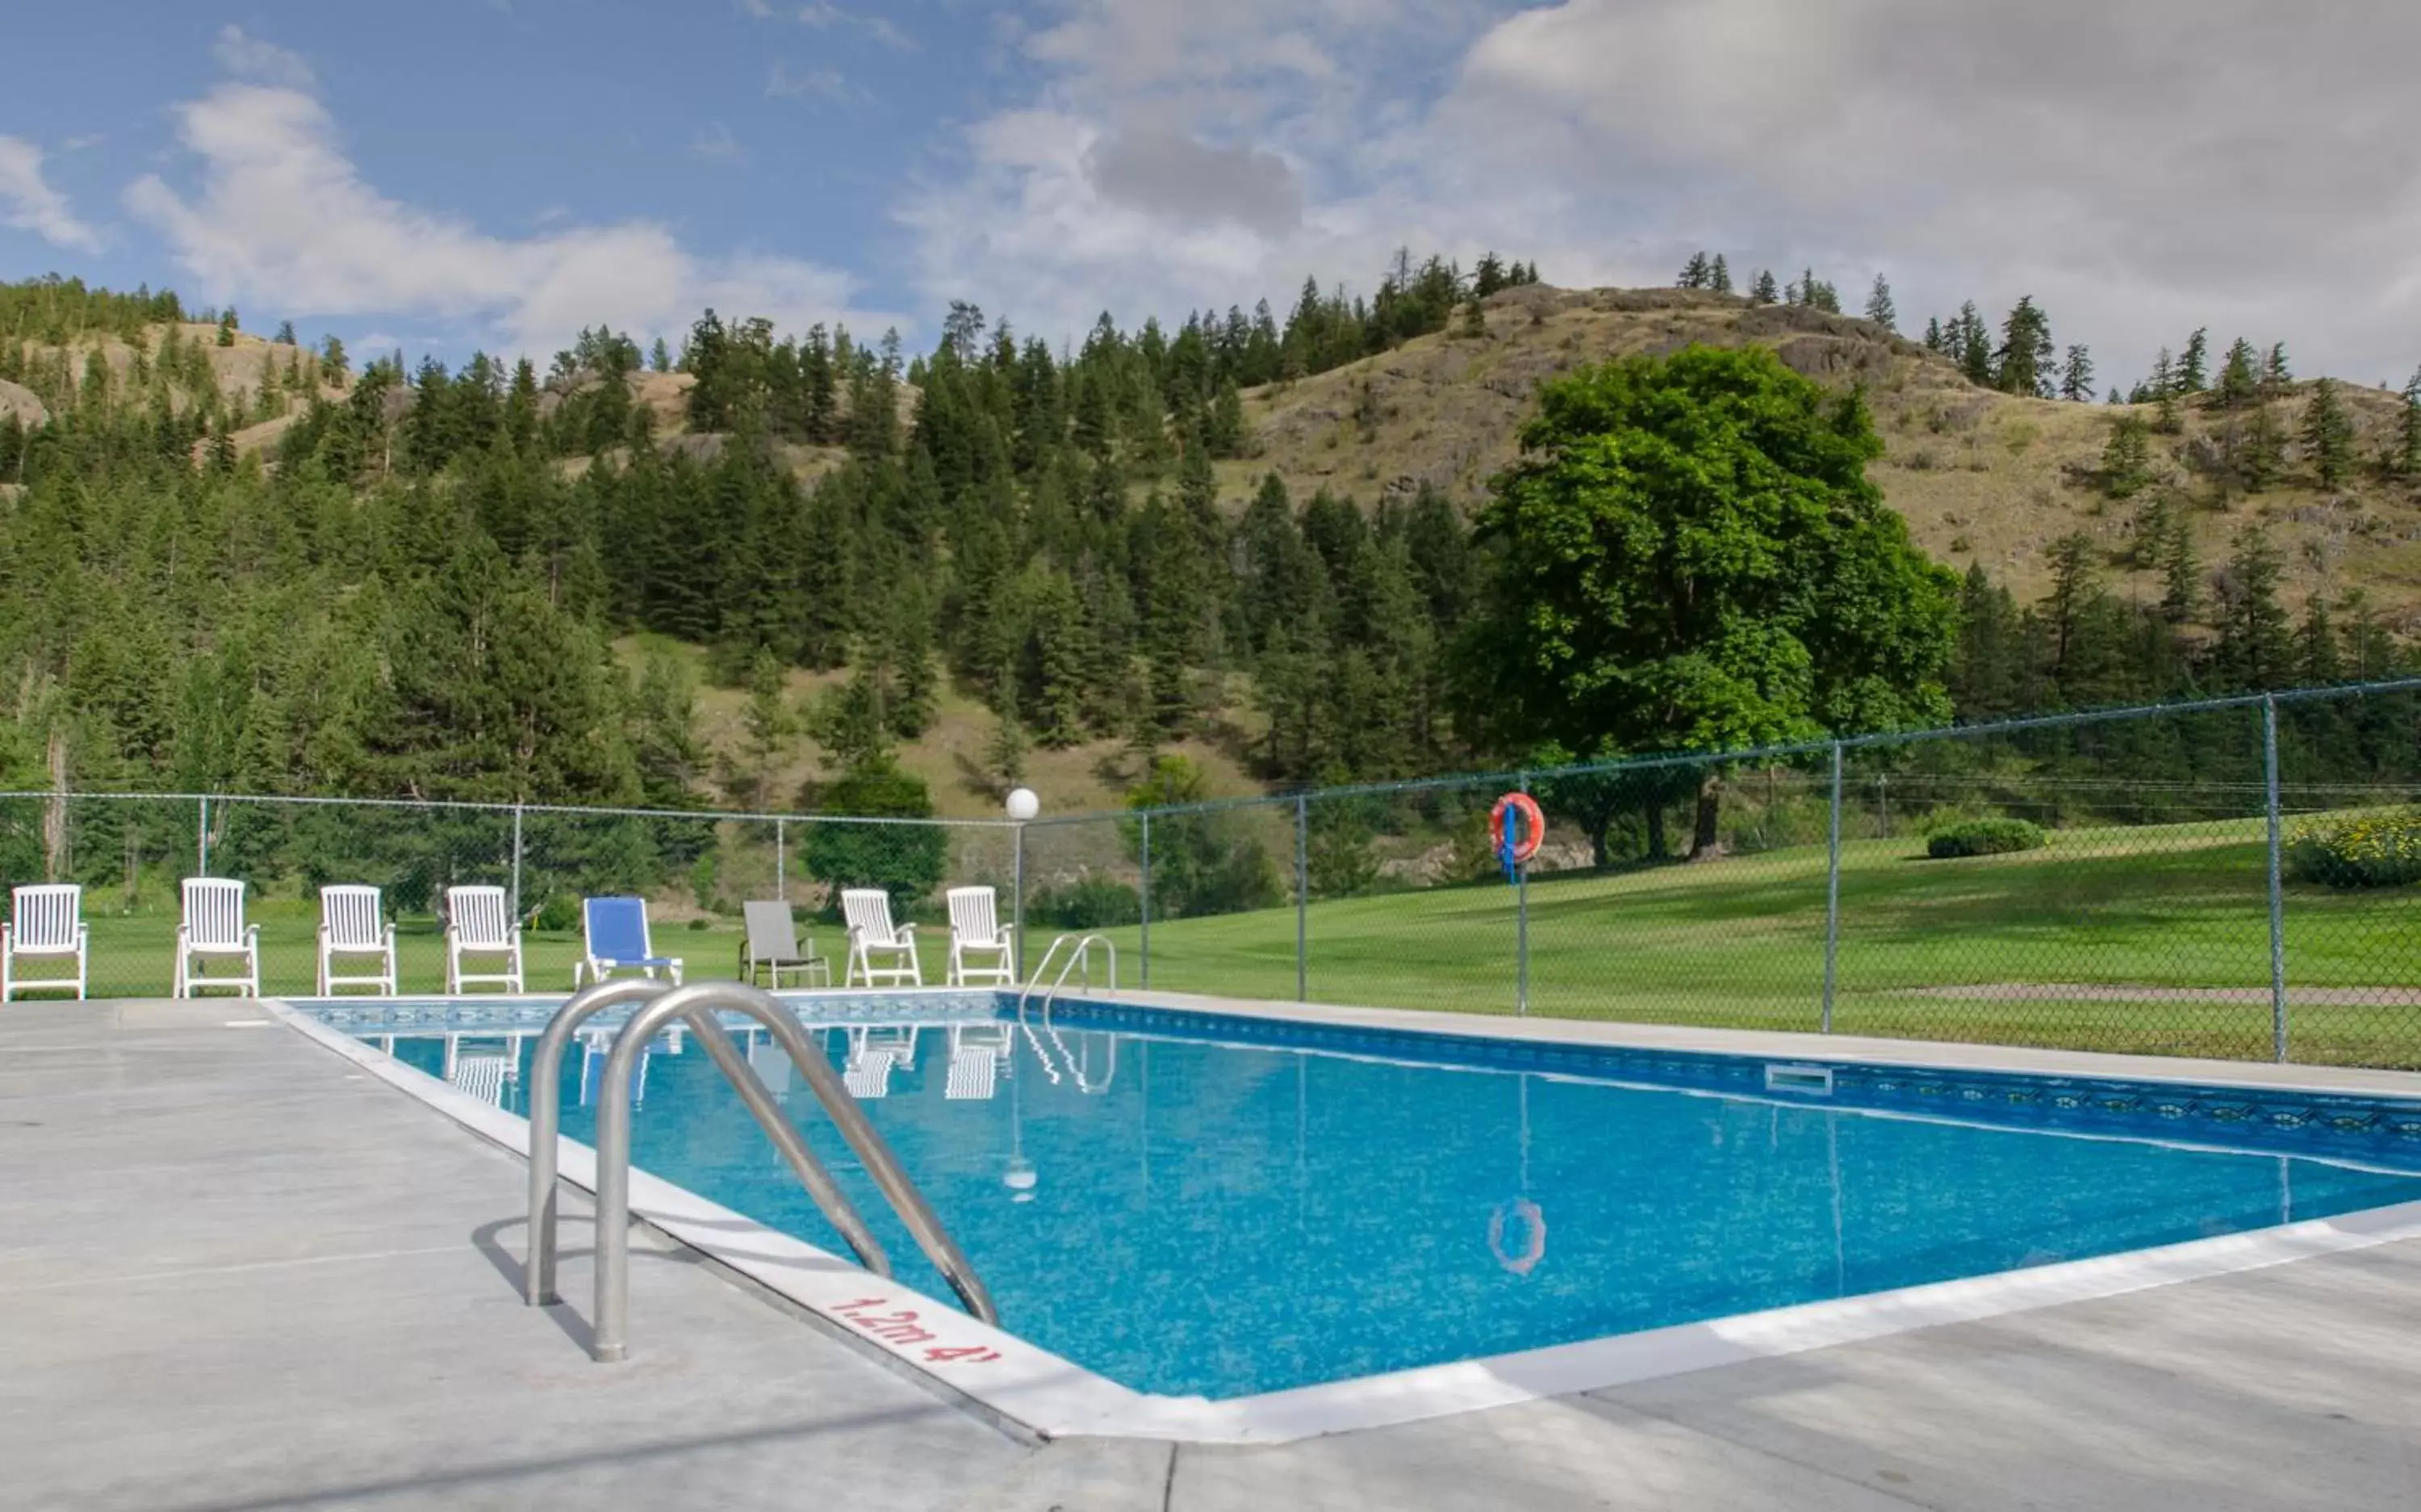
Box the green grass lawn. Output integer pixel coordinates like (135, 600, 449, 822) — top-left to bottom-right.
(1084, 817, 2421, 1069)
(13, 812, 2419, 1070)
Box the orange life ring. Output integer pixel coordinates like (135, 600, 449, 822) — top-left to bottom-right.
(1490, 792, 1545, 866)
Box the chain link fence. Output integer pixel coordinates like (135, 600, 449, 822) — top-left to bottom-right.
(4, 680, 2419, 1069)
(0, 792, 1014, 1000)
(1013, 680, 2421, 1071)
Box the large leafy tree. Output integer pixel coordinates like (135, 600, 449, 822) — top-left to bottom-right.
(1454, 345, 1958, 857)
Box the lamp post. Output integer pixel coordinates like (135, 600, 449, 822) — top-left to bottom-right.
(1006, 787, 1039, 980)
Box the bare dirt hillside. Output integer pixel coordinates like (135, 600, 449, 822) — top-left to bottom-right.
(1222, 284, 2421, 623)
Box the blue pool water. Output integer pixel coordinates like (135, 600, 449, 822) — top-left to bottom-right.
(347, 1000, 2421, 1400)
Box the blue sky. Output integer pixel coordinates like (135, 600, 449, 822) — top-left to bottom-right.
(5, 2, 2419, 386)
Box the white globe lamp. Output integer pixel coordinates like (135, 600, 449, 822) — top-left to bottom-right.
(1005, 787, 1041, 822)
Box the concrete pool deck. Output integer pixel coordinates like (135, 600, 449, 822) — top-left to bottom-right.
(2, 997, 2419, 1510)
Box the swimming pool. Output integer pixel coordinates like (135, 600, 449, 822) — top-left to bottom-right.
(295, 989, 2421, 1415)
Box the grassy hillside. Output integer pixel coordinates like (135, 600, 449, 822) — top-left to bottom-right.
(1223, 284, 2421, 620)
(617, 636, 1265, 823)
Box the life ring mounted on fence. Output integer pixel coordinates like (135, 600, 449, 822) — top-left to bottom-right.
(1490, 792, 1545, 867)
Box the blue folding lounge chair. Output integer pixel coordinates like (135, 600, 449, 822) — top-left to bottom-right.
(573, 896, 686, 988)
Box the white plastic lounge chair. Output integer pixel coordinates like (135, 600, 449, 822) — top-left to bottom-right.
(445, 885, 524, 994)
(3, 883, 88, 1000)
(317, 884, 398, 996)
(945, 886, 1016, 987)
(573, 896, 685, 988)
(443, 1033, 521, 1108)
(175, 878, 260, 998)
(842, 888, 922, 987)
(741, 900, 830, 988)
(945, 1021, 1014, 1101)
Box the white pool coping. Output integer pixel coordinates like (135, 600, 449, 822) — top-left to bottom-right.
(263, 993, 2421, 1446)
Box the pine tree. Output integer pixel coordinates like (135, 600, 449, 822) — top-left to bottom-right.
(1750, 269, 1779, 306)
(2241, 400, 2286, 491)
(2393, 367, 2421, 480)
(273, 320, 296, 347)
(2214, 527, 2292, 691)
(2303, 377, 2355, 488)
(2059, 345, 2095, 403)
(1993, 297, 2053, 398)
(2298, 595, 2344, 685)
(215, 311, 236, 349)
(1709, 255, 1732, 294)
(2157, 511, 2201, 624)
(1863, 274, 1896, 332)
(2264, 343, 2293, 389)
(2179, 328, 2210, 394)
(2100, 415, 2153, 498)
(2217, 338, 2260, 408)
(1677, 253, 1712, 289)
(986, 691, 1029, 791)
(2149, 349, 2181, 433)
(737, 646, 797, 810)
(1923, 317, 1944, 353)
(1955, 303, 1992, 386)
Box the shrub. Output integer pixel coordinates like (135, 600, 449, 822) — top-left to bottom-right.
(2287, 811, 2421, 890)
(1926, 817, 2047, 859)
(1028, 877, 1141, 929)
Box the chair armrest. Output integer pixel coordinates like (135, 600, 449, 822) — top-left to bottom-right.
(2, 925, 11, 950)
(175, 923, 191, 945)
(897, 923, 919, 942)
(246, 925, 261, 947)
(77, 924, 89, 947)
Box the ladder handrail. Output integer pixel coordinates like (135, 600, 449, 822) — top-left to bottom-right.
(529, 979, 885, 1305)
(526, 979, 997, 1362)
(1016, 934, 1117, 1089)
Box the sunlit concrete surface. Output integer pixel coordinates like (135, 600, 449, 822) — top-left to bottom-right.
(2, 997, 2417, 1510)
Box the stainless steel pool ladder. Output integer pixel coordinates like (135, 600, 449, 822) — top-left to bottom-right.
(1016, 934, 1117, 1088)
(523, 979, 997, 1362)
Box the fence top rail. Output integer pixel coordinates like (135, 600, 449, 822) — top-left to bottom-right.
(0, 790, 1017, 830)
(4, 675, 2416, 835)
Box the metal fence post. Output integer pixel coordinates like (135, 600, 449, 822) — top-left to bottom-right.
(510, 802, 525, 920)
(1138, 812, 1152, 990)
(774, 818, 786, 903)
(1516, 771, 1531, 1017)
(1822, 742, 1843, 1034)
(1294, 793, 1310, 1002)
(2264, 695, 2288, 1062)
(197, 795, 211, 879)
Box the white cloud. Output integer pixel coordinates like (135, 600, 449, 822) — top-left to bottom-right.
(899, 0, 1514, 336)
(795, 1, 914, 49)
(905, 0, 2421, 386)
(767, 61, 870, 106)
(0, 136, 102, 253)
(123, 83, 896, 360)
(211, 25, 316, 90)
(691, 121, 742, 160)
